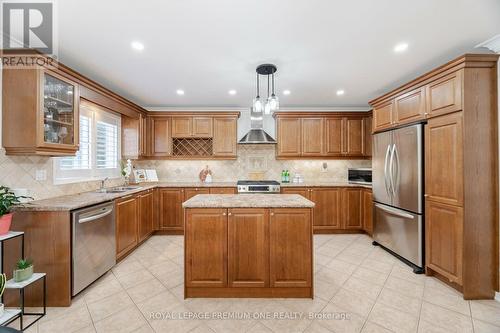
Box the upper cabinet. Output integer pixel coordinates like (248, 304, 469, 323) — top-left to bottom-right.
(426, 71, 462, 118)
(275, 112, 372, 159)
(123, 112, 239, 160)
(3, 68, 80, 155)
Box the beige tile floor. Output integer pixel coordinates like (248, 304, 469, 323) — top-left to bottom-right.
(12, 234, 500, 333)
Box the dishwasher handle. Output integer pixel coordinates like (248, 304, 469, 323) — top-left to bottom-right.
(78, 208, 113, 223)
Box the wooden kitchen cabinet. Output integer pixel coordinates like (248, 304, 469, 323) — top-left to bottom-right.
(425, 112, 463, 206)
(426, 71, 462, 118)
(228, 208, 269, 287)
(185, 208, 227, 287)
(325, 118, 344, 156)
(394, 87, 426, 124)
(184, 188, 210, 200)
(213, 117, 237, 156)
(344, 118, 363, 156)
(193, 117, 213, 137)
(115, 195, 138, 259)
(310, 188, 342, 230)
(426, 200, 463, 284)
(2, 67, 80, 156)
(363, 116, 372, 157)
(277, 118, 302, 156)
(372, 101, 393, 132)
(342, 188, 363, 229)
(301, 118, 324, 156)
(138, 189, 154, 243)
(122, 113, 148, 159)
(269, 208, 312, 288)
(158, 188, 184, 232)
(209, 187, 236, 194)
(149, 116, 171, 157)
(171, 117, 192, 137)
(281, 187, 310, 199)
(362, 189, 373, 235)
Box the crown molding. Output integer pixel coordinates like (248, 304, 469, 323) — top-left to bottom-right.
(476, 34, 500, 53)
(145, 106, 371, 112)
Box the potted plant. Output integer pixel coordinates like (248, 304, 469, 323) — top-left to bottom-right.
(0, 186, 31, 235)
(0, 273, 6, 317)
(13, 258, 33, 282)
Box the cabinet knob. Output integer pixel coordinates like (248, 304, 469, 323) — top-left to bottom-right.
(228, 213, 232, 216)
(222, 212, 226, 216)
(270, 212, 274, 216)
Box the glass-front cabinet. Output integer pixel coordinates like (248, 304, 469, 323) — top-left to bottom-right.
(38, 70, 79, 153)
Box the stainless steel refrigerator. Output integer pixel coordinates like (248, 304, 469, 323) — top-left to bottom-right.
(372, 123, 424, 273)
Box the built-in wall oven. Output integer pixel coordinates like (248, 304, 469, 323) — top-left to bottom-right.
(71, 202, 116, 296)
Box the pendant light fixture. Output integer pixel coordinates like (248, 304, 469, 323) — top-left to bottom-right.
(253, 64, 279, 114)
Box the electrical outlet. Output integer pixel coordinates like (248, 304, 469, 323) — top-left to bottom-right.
(35, 169, 47, 181)
(321, 162, 328, 172)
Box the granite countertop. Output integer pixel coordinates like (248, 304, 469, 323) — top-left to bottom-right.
(14, 180, 369, 212)
(182, 194, 315, 208)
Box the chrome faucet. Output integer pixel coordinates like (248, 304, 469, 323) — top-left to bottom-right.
(100, 177, 109, 190)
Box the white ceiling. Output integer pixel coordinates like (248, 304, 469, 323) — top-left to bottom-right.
(57, 0, 500, 109)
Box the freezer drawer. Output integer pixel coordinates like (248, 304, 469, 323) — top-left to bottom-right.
(373, 203, 423, 268)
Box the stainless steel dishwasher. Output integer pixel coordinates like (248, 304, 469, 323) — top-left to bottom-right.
(72, 201, 116, 296)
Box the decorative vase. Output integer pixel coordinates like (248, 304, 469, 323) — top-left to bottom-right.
(0, 213, 13, 235)
(13, 265, 33, 282)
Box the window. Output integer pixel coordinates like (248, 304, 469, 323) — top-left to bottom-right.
(54, 102, 121, 184)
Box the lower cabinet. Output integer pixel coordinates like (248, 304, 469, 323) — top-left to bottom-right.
(158, 188, 184, 232)
(425, 200, 463, 284)
(342, 188, 363, 229)
(184, 188, 210, 200)
(209, 187, 236, 194)
(309, 188, 342, 229)
(115, 195, 138, 259)
(184, 207, 313, 297)
(138, 189, 154, 242)
(362, 189, 373, 235)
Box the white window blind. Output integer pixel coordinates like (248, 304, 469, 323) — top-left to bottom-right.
(53, 102, 121, 184)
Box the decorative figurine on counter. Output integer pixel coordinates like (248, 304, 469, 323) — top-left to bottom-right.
(199, 165, 213, 183)
(121, 159, 132, 185)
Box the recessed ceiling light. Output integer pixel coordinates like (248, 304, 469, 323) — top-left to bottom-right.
(283, 90, 291, 95)
(228, 90, 237, 95)
(131, 41, 144, 51)
(176, 89, 185, 95)
(336, 89, 345, 96)
(394, 42, 409, 53)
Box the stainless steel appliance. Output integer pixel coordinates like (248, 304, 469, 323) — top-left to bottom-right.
(348, 168, 372, 185)
(372, 123, 424, 273)
(237, 180, 280, 193)
(72, 202, 116, 296)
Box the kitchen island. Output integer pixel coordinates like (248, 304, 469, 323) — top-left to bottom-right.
(182, 194, 315, 298)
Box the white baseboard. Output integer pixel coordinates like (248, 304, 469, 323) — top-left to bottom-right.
(495, 292, 500, 303)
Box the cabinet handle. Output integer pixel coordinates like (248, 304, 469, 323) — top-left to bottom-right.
(222, 212, 226, 216)
(228, 213, 232, 216)
(270, 212, 274, 216)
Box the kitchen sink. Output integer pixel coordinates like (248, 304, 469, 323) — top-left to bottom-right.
(95, 186, 142, 193)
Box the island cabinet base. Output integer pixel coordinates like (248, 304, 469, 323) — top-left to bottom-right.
(184, 207, 313, 298)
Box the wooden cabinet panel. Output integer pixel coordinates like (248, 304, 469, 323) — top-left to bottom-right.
(184, 188, 210, 200)
(228, 208, 269, 287)
(209, 187, 236, 194)
(185, 208, 227, 287)
(138, 190, 153, 243)
(270, 208, 312, 287)
(213, 117, 237, 156)
(425, 112, 463, 206)
(426, 200, 463, 284)
(150, 117, 171, 157)
(192, 117, 213, 137)
(373, 101, 393, 131)
(172, 117, 192, 138)
(363, 117, 372, 157)
(325, 118, 344, 156)
(281, 187, 310, 199)
(310, 188, 342, 228)
(362, 189, 373, 235)
(426, 71, 463, 118)
(159, 188, 184, 231)
(301, 118, 324, 156)
(394, 87, 426, 124)
(116, 195, 138, 259)
(344, 118, 363, 155)
(342, 188, 362, 229)
(277, 118, 301, 156)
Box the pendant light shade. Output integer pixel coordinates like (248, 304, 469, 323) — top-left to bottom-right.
(253, 96, 263, 113)
(252, 64, 279, 114)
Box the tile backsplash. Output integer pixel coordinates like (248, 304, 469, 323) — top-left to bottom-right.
(135, 144, 371, 183)
(0, 145, 370, 201)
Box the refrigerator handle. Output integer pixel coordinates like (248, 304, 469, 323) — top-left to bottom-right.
(393, 144, 400, 196)
(389, 144, 396, 197)
(384, 144, 391, 197)
(375, 203, 415, 219)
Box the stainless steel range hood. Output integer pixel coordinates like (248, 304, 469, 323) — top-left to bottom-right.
(239, 108, 276, 144)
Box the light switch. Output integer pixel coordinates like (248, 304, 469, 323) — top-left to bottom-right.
(35, 169, 47, 181)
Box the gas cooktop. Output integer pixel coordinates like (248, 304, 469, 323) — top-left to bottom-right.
(237, 180, 280, 193)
